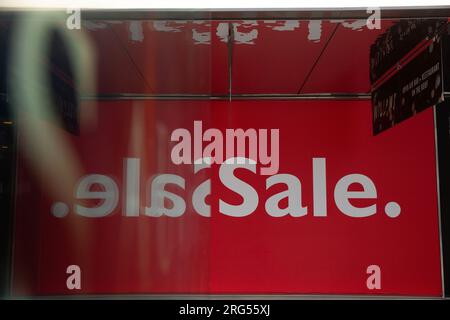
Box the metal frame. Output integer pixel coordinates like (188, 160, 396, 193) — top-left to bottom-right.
(0, 7, 450, 21)
(84, 93, 372, 100)
(2, 8, 450, 300)
(7, 294, 446, 300)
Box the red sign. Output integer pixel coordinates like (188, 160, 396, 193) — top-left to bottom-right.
(12, 99, 443, 296)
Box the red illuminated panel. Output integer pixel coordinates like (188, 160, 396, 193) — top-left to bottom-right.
(12, 100, 214, 294)
(301, 20, 395, 94)
(12, 100, 442, 296)
(84, 20, 395, 95)
(231, 20, 336, 94)
(109, 21, 229, 94)
(84, 21, 151, 94)
(210, 101, 441, 296)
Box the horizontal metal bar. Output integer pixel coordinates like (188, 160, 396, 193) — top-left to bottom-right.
(83, 93, 372, 101)
(7, 294, 445, 300)
(0, 91, 444, 101)
(1, 7, 450, 21)
(81, 8, 450, 21)
(83, 92, 450, 101)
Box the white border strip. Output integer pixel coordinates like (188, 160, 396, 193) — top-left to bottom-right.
(433, 105, 446, 298)
(1, 0, 450, 10)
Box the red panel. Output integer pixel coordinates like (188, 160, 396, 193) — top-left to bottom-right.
(301, 20, 396, 94)
(84, 22, 151, 94)
(210, 101, 441, 296)
(109, 21, 229, 94)
(12, 100, 214, 294)
(231, 20, 336, 94)
(85, 20, 396, 95)
(12, 99, 442, 296)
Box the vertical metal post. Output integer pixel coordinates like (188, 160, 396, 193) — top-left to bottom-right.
(228, 22, 234, 102)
